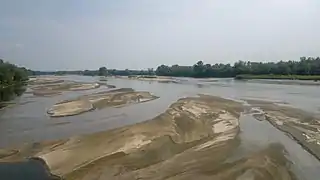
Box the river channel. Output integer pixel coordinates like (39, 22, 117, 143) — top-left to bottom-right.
(1, 75, 320, 180)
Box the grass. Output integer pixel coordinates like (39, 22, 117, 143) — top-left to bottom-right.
(235, 74, 320, 81)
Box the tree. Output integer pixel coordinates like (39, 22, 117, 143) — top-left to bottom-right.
(154, 56, 320, 78)
(98, 67, 107, 76)
(193, 61, 205, 77)
(156, 65, 171, 76)
(0, 59, 29, 87)
(147, 68, 155, 75)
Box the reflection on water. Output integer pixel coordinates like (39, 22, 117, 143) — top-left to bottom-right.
(0, 85, 26, 108)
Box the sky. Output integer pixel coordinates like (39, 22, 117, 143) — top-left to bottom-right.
(0, 0, 319, 71)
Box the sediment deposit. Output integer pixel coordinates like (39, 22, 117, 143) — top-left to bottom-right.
(48, 88, 158, 117)
(28, 77, 110, 97)
(246, 99, 320, 161)
(0, 95, 296, 179)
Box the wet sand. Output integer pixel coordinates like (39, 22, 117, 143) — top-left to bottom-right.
(29, 76, 103, 97)
(47, 88, 159, 117)
(243, 79, 320, 86)
(0, 96, 296, 180)
(31, 82, 100, 96)
(3, 76, 320, 179)
(127, 76, 180, 83)
(245, 99, 320, 161)
(28, 77, 64, 85)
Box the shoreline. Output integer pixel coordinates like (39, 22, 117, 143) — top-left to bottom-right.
(265, 115, 320, 162)
(245, 99, 320, 162)
(235, 74, 320, 81)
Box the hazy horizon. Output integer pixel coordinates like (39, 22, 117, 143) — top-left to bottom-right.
(1, 0, 319, 71)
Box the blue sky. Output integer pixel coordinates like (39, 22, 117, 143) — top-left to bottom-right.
(0, 0, 319, 70)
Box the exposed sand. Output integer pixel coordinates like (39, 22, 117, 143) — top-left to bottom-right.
(29, 76, 105, 97)
(47, 88, 159, 117)
(31, 82, 100, 96)
(99, 77, 108, 81)
(28, 76, 64, 85)
(246, 79, 320, 86)
(68, 83, 100, 91)
(0, 95, 296, 179)
(32, 90, 62, 97)
(0, 149, 19, 159)
(245, 99, 320, 161)
(47, 99, 94, 117)
(127, 76, 180, 83)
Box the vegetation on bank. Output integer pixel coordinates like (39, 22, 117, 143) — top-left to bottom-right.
(0, 85, 26, 105)
(155, 57, 320, 78)
(31, 56, 320, 80)
(0, 59, 29, 105)
(235, 74, 320, 80)
(32, 68, 156, 77)
(0, 59, 30, 88)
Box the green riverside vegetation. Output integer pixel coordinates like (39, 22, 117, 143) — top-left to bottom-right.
(31, 56, 320, 80)
(0, 59, 30, 88)
(155, 57, 320, 79)
(0, 59, 30, 104)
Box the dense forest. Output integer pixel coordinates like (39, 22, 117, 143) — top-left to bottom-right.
(0, 59, 30, 88)
(155, 57, 320, 79)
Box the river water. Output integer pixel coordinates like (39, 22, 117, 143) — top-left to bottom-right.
(1, 76, 320, 179)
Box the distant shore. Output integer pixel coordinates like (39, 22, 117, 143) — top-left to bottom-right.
(235, 74, 320, 81)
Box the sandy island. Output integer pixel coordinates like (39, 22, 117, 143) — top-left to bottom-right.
(122, 76, 180, 83)
(29, 76, 112, 97)
(0, 95, 296, 180)
(47, 88, 159, 117)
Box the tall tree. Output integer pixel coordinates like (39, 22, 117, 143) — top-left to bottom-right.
(98, 67, 107, 76)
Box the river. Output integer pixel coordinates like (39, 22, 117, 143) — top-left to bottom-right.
(1, 75, 320, 179)
(1, 75, 320, 146)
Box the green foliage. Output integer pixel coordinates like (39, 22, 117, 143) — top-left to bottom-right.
(107, 69, 154, 76)
(0, 59, 29, 88)
(156, 57, 320, 78)
(98, 67, 108, 76)
(0, 85, 26, 102)
(83, 70, 98, 76)
(156, 61, 233, 78)
(29, 56, 320, 79)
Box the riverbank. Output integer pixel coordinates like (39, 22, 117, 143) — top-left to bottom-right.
(0, 85, 26, 109)
(246, 99, 320, 161)
(126, 75, 180, 83)
(235, 74, 320, 81)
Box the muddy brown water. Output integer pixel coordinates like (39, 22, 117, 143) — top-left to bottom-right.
(1, 75, 320, 179)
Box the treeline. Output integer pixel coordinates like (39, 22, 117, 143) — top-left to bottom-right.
(0, 59, 30, 88)
(80, 68, 155, 76)
(155, 57, 320, 78)
(33, 67, 155, 77)
(31, 56, 320, 79)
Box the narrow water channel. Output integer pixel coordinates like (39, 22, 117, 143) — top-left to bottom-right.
(230, 109, 320, 180)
